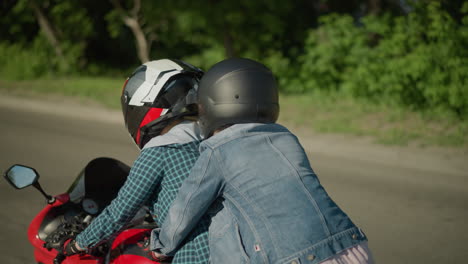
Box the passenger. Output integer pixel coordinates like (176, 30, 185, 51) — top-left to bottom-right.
(152, 58, 374, 264)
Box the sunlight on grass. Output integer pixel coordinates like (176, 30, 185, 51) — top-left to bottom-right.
(1, 78, 467, 148)
(279, 93, 468, 148)
(0, 78, 123, 109)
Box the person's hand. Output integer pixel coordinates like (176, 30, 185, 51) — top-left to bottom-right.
(151, 251, 172, 262)
(63, 239, 85, 256)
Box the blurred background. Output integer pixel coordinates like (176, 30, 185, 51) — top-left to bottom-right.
(1, 0, 468, 263)
(1, 0, 467, 146)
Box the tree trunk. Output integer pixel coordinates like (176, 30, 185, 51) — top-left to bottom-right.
(30, 0, 66, 64)
(223, 29, 236, 58)
(111, 0, 151, 63)
(368, 0, 381, 15)
(122, 16, 150, 63)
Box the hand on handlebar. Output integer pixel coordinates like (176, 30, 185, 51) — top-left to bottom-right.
(63, 239, 85, 256)
(52, 239, 85, 264)
(138, 233, 173, 262)
(151, 251, 172, 262)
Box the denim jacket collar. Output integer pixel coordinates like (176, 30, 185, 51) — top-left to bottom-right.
(200, 123, 289, 152)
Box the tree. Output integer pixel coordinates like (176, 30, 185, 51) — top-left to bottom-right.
(109, 0, 155, 63)
(0, 0, 92, 75)
(29, 0, 66, 66)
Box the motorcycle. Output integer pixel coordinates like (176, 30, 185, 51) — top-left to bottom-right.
(3, 157, 166, 264)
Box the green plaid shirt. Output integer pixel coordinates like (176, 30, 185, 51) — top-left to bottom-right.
(76, 141, 210, 264)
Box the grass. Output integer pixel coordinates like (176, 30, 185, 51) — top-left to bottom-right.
(279, 93, 468, 148)
(1, 77, 467, 148)
(0, 77, 123, 109)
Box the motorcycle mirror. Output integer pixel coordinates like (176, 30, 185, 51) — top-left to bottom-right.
(4, 164, 39, 189)
(4, 164, 55, 203)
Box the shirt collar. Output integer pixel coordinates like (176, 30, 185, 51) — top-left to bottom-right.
(143, 121, 203, 149)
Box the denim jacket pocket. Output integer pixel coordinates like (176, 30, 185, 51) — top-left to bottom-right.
(209, 221, 250, 264)
(234, 223, 250, 263)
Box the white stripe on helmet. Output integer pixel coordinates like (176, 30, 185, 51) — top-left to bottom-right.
(128, 59, 184, 106)
(145, 59, 183, 71)
(141, 70, 181, 104)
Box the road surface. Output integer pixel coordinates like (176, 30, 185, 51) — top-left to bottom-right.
(1, 96, 467, 263)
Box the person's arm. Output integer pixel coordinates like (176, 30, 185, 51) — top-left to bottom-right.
(75, 147, 166, 249)
(151, 148, 224, 255)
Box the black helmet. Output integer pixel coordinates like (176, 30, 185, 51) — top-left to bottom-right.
(198, 58, 279, 137)
(121, 59, 203, 148)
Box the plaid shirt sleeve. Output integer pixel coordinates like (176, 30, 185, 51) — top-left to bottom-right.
(76, 147, 166, 248)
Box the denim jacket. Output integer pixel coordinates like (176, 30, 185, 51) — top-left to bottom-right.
(152, 123, 367, 264)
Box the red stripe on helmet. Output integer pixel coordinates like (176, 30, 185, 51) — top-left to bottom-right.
(121, 78, 129, 95)
(135, 108, 164, 146)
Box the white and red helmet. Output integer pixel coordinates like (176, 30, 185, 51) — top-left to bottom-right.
(121, 59, 203, 148)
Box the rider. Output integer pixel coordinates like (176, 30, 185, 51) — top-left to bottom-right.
(67, 59, 211, 263)
(151, 58, 374, 263)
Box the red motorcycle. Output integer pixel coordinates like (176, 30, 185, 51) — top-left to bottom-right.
(4, 157, 167, 264)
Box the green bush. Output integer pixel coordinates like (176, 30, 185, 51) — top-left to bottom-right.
(298, 14, 368, 94)
(0, 0, 93, 80)
(182, 44, 225, 71)
(0, 38, 54, 80)
(295, 1, 468, 118)
(0, 37, 88, 80)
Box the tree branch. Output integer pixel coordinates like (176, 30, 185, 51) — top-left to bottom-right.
(30, 0, 66, 63)
(110, 0, 125, 13)
(111, 0, 150, 63)
(130, 0, 141, 18)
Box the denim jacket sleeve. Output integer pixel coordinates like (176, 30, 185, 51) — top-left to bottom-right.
(151, 148, 224, 255)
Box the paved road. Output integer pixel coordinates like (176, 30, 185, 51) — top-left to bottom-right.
(1, 98, 467, 263)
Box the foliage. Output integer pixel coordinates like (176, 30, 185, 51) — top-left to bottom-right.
(0, 0, 467, 118)
(298, 14, 368, 93)
(0, 0, 93, 77)
(296, 1, 468, 117)
(0, 38, 54, 79)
